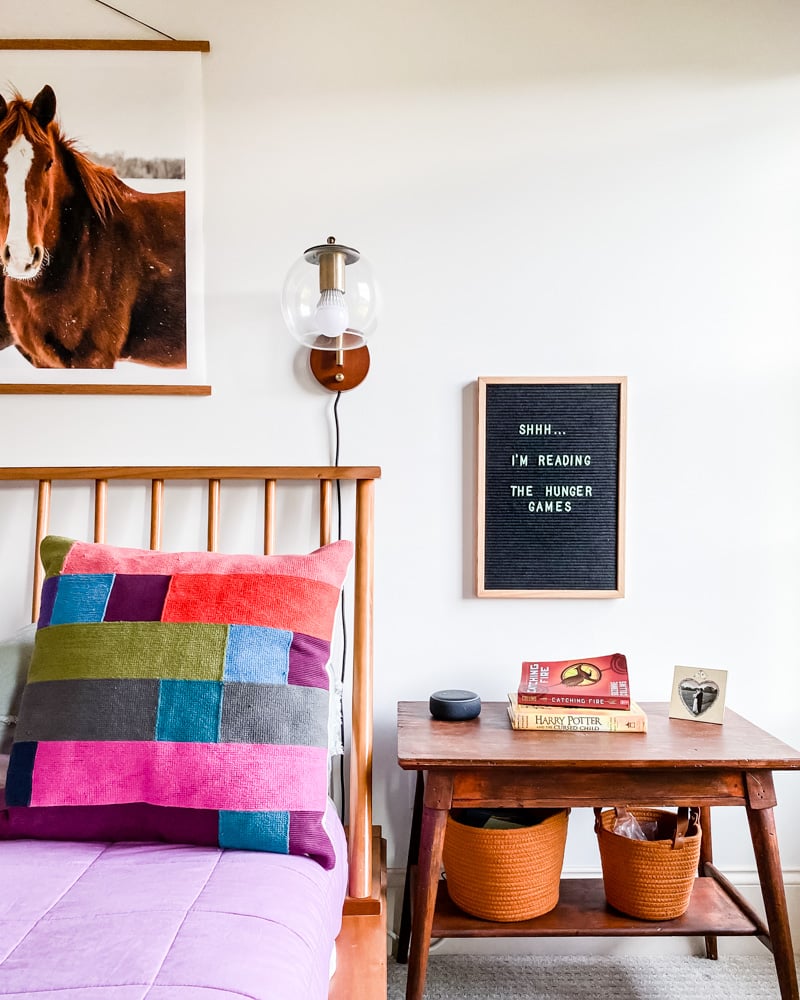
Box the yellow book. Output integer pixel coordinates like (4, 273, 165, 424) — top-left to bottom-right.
(507, 694, 648, 733)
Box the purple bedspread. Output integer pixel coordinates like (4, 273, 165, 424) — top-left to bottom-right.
(0, 805, 347, 999)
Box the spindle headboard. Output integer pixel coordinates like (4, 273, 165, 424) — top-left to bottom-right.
(0, 465, 379, 903)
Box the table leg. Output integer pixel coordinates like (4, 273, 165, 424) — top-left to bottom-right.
(405, 774, 452, 1000)
(698, 805, 717, 960)
(745, 773, 799, 1000)
(396, 771, 424, 964)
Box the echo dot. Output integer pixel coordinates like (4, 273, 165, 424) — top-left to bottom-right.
(429, 689, 481, 721)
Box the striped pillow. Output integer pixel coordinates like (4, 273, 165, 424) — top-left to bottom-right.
(4, 535, 352, 868)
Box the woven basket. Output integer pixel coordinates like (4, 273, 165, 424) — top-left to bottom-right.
(442, 808, 569, 922)
(594, 806, 701, 921)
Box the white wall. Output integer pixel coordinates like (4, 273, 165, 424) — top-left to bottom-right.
(2, 0, 800, 943)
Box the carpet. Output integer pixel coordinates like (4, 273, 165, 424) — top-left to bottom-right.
(388, 954, 787, 999)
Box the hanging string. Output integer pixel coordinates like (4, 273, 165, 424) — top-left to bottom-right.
(91, 1, 176, 41)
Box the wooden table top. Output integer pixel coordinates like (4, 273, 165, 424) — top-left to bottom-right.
(397, 701, 800, 772)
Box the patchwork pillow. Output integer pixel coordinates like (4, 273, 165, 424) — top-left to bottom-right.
(4, 535, 352, 868)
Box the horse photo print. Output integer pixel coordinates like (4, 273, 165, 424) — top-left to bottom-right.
(0, 47, 206, 390)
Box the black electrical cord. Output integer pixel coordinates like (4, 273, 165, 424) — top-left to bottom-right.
(332, 391, 347, 818)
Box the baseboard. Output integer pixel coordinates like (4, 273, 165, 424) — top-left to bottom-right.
(386, 866, 800, 958)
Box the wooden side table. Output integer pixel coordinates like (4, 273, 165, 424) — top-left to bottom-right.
(396, 701, 800, 1000)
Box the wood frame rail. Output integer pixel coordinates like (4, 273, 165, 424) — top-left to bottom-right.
(0, 465, 380, 901)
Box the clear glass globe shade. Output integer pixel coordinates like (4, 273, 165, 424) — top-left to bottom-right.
(281, 251, 380, 350)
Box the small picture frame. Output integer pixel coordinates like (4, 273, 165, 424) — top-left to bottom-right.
(669, 665, 728, 725)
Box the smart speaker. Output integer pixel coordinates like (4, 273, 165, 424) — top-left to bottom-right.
(429, 689, 481, 721)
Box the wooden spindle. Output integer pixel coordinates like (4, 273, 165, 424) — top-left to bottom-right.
(32, 479, 51, 622)
(94, 479, 108, 543)
(150, 479, 164, 550)
(207, 479, 220, 552)
(264, 479, 276, 554)
(320, 478, 332, 547)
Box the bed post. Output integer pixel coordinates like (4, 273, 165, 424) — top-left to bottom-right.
(331, 473, 386, 1000)
(349, 476, 374, 899)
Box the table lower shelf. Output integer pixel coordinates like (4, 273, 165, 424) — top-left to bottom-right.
(432, 877, 760, 938)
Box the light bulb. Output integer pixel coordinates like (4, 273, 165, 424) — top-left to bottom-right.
(314, 288, 349, 338)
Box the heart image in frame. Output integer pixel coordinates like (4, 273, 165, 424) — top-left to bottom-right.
(678, 678, 719, 716)
(670, 665, 727, 725)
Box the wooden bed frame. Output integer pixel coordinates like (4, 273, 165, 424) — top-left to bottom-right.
(0, 465, 386, 1000)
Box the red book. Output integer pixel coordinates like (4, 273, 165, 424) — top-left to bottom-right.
(517, 654, 631, 709)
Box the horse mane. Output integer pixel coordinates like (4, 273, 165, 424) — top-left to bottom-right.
(63, 139, 125, 223)
(0, 91, 125, 223)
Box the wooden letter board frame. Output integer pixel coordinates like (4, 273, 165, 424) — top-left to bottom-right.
(477, 376, 627, 598)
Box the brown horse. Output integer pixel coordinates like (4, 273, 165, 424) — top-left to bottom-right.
(0, 85, 186, 369)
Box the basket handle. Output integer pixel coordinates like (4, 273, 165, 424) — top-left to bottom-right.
(673, 807, 690, 848)
(592, 805, 635, 837)
(593, 805, 612, 834)
(672, 806, 701, 849)
(593, 805, 628, 835)
(593, 806, 700, 849)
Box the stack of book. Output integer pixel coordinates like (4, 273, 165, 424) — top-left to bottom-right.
(508, 653, 647, 733)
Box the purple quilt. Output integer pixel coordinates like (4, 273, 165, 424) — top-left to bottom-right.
(0, 777, 347, 999)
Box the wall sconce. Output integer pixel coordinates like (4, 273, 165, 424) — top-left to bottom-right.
(281, 237, 379, 391)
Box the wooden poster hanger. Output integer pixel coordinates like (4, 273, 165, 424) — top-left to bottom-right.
(0, 1, 210, 51)
(0, 39, 210, 51)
